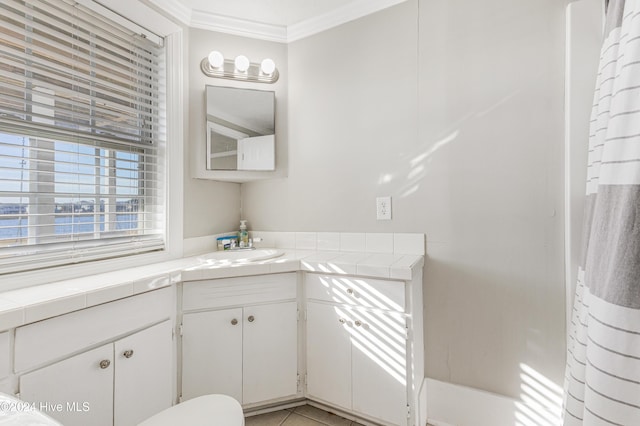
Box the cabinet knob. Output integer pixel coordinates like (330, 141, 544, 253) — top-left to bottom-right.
(355, 320, 362, 327)
(338, 318, 346, 324)
(123, 350, 134, 359)
(99, 359, 111, 369)
(347, 288, 353, 295)
(248, 315, 255, 323)
(231, 318, 238, 325)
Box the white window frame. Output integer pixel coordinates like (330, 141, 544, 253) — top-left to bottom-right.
(0, 4, 184, 290)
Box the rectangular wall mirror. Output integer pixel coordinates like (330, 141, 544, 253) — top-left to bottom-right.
(205, 85, 275, 171)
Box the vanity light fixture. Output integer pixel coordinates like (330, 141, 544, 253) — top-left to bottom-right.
(201, 50, 279, 84)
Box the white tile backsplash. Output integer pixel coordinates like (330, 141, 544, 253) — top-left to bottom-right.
(394, 233, 426, 255)
(251, 231, 276, 248)
(250, 231, 425, 255)
(295, 232, 317, 250)
(340, 233, 366, 252)
(365, 233, 394, 253)
(316, 232, 340, 251)
(274, 232, 296, 249)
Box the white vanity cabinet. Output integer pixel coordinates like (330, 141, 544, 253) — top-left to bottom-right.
(305, 273, 424, 426)
(15, 289, 174, 426)
(0, 331, 9, 381)
(113, 321, 173, 425)
(181, 273, 299, 407)
(21, 344, 114, 426)
(20, 321, 172, 426)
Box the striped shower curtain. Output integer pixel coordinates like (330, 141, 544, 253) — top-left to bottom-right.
(563, 0, 640, 424)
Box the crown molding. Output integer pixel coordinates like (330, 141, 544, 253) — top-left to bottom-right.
(148, 0, 192, 26)
(190, 11, 288, 43)
(152, 0, 408, 43)
(287, 0, 408, 42)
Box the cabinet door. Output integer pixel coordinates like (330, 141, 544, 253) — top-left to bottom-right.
(237, 135, 275, 171)
(351, 309, 408, 426)
(114, 321, 173, 426)
(306, 302, 351, 410)
(182, 308, 243, 402)
(0, 331, 9, 380)
(20, 344, 114, 426)
(243, 301, 298, 404)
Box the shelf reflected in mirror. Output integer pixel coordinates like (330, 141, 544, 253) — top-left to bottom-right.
(205, 85, 275, 171)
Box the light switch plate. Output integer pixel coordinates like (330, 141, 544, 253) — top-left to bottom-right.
(376, 196, 392, 220)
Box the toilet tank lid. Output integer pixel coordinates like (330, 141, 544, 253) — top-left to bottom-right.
(138, 394, 244, 426)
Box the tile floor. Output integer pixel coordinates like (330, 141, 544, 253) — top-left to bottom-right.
(245, 404, 365, 426)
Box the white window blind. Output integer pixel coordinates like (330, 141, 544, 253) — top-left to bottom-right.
(0, 0, 166, 274)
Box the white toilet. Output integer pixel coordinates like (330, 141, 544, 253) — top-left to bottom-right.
(138, 394, 244, 426)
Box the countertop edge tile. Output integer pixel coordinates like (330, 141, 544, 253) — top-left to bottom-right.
(356, 264, 390, 279)
(24, 293, 87, 324)
(0, 305, 25, 330)
(390, 268, 412, 280)
(86, 283, 135, 307)
(0, 249, 424, 328)
(133, 274, 171, 295)
(268, 260, 300, 274)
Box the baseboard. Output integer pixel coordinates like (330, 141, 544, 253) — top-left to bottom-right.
(244, 398, 307, 416)
(425, 378, 561, 426)
(418, 377, 428, 426)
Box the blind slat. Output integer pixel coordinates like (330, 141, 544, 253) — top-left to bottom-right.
(2, 0, 160, 55)
(0, 121, 164, 149)
(0, 74, 161, 121)
(0, 14, 160, 81)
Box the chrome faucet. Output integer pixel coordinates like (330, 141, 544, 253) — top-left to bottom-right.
(229, 236, 262, 251)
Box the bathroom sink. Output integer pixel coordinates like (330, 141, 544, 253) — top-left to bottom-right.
(201, 248, 283, 263)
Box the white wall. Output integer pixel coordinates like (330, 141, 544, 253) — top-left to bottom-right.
(241, 2, 418, 232)
(418, 0, 567, 400)
(241, 0, 569, 401)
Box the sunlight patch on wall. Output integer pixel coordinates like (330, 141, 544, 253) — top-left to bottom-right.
(515, 363, 563, 426)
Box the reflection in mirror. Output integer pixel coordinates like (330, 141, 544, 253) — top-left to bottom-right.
(206, 85, 275, 171)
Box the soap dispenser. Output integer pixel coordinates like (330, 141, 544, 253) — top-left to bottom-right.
(238, 220, 249, 248)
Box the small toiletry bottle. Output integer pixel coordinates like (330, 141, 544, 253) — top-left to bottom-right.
(239, 220, 249, 248)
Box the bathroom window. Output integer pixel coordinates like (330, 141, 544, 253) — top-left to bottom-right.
(0, 0, 166, 274)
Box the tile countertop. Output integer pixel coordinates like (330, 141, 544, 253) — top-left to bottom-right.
(0, 249, 424, 331)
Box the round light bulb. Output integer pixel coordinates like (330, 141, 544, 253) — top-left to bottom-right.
(260, 58, 276, 75)
(207, 51, 224, 69)
(234, 55, 250, 73)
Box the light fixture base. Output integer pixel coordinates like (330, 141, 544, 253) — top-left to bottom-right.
(201, 58, 279, 84)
